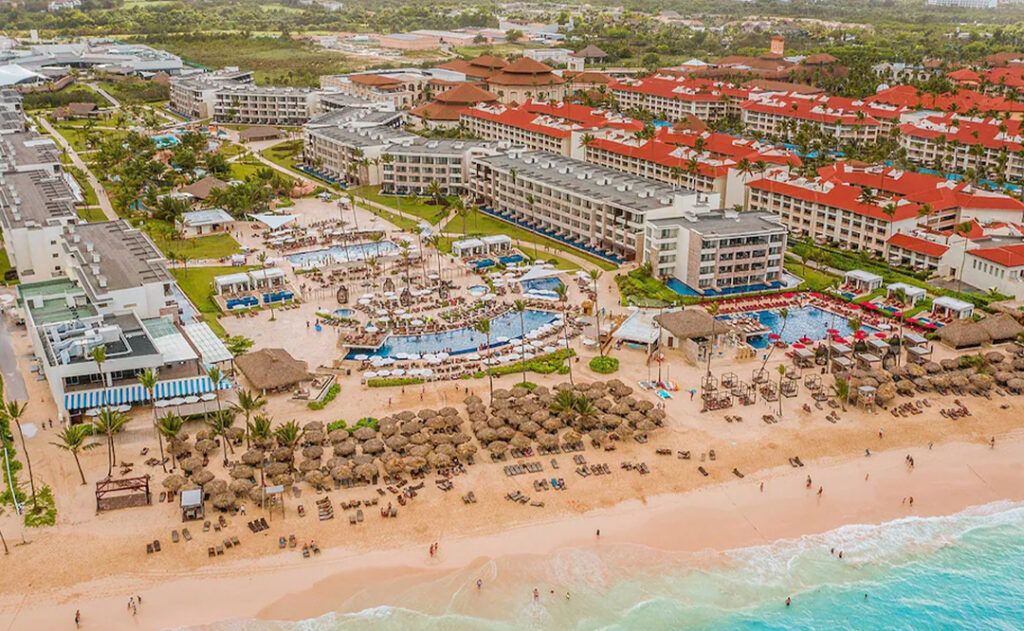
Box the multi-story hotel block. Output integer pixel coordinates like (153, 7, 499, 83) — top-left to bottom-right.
(898, 114, 1024, 182)
(609, 75, 748, 122)
(303, 124, 414, 186)
(170, 69, 322, 125)
(460, 101, 642, 159)
(0, 169, 80, 283)
(380, 138, 497, 197)
(739, 92, 885, 143)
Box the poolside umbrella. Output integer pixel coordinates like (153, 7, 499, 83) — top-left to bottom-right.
(162, 474, 185, 491)
(874, 332, 888, 339)
(418, 408, 438, 420)
(334, 441, 357, 457)
(924, 361, 942, 374)
(536, 433, 559, 450)
(986, 351, 1005, 364)
(230, 464, 255, 480)
(510, 434, 531, 450)
(192, 469, 215, 485)
(230, 478, 254, 494)
(636, 419, 657, 432)
(271, 473, 294, 487)
(971, 374, 993, 389)
(646, 409, 666, 422)
(180, 456, 203, 473)
(193, 439, 217, 455)
(302, 445, 324, 460)
(204, 478, 228, 495)
(212, 492, 236, 510)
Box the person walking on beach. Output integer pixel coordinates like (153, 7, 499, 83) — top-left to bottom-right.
(596, 529, 600, 538)
(806, 475, 812, 489)
(817, 486, 823, 497)
(760, 481, 764, 492)
(878, 428, 884, 439)
(533, 588, 539, 601)
(785, 597, 791, 607)
(477, 579, 482, 590)
(991, 436, 996, 449)
(75, 610, 81, 628)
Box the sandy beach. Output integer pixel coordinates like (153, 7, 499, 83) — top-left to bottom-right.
(1, 432, 1021, 631)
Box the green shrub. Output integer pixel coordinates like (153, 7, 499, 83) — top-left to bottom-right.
(23, 486, 57, 528)
(476, 349, 575, 379)
(367, 377, 424, 388)
(517, 381, 538, 390)
(589, 356, 620, 374)
(557, 365, 570, 375)
(307, 383, 340, 410)
(327, 419, 347, 432)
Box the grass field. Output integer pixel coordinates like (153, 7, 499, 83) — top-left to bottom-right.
(76, 207, 107, 222)
(171, 265, 255, 336)
(352, 199, 420, 232)
(0, 247, 15, 285)
(144, 35, 351, 87)
(50, 121, 126, 153)
(351, 185, 452, 225)
(144, 219, 242, 260)
(259, 140, 316, 182)
(441, 209, 618, 271)
(96, 79, 170, 104)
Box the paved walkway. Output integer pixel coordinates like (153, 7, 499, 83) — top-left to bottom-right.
(37, 116, 117, 221)
(0, 316, 27, 401)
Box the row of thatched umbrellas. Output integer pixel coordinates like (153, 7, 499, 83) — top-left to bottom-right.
(840, 351, 1024, 403)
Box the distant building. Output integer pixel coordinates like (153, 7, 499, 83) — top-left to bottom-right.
(927, 0, 997, 8)
(170, 69, 322, 125)
(523, 48, 573, 66)
(484, 57, 566, 104)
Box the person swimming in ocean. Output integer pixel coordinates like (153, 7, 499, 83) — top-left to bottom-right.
(785, 597, 791, 607)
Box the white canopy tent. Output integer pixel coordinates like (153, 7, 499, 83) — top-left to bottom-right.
(248, 213, 299, 230)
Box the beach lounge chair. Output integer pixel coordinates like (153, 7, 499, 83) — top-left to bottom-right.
(146, 543, 153, 554)
(171, 530, 179, 543)
(208, 547, 216, 557)
(182, 529, 192, 542)
(204, 521, 211, 532)
(697, 466, 709, 477)
(224, 538, 232, 549)
(349, 514, 357, 525)
(153, 540, 161, 552)
(732, 468, 744, 478)
(216, 545, 224, 556)
(260, 517, 269, 530)
(357, 509, 364, 522)
(231, 536, 240, 547)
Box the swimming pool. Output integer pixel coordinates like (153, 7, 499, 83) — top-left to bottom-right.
(521, 277, 563, 292)
(720, 306, 877, 349)
(153, 134, 179, 148)
(286, 241, 398, 267)
(468, 285, 488, 297)
(332, 308, 354, 319)
(349, 309, 557, 358)
(668, 277, 785, 297)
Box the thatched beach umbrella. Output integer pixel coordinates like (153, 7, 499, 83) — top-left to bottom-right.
(429, 452, 453, 469)
(409, 432, 429, 445)
(212, 492, 236, 510)
(906, 364, 926, 378)
(451, 432, 471, 445)
(493, 388, 511, 399)
(403, 456, 427, 473)
(194, 439, 218, 455)
(429, 433, 452, 446)
(418, 408, 438, 420)
(409, 444, 432, 458)
(273, 447, 293, 462)
(520, 421, 542, 437)
(230, 478, 254, 494)
(265, 461, 289, 477)
(496, 426, 515, 441)
(302, 445, 324, 460)
(241, 449, 264, 466)
(363, 438, 386, 454)
(196, 429, 213, 441)
(305, 471, 330, 490)
(510, 434, 531, 449)
(386, 435, 410, 452)
(271, 473, 294, 487)
(383, 457, 404, 476)
(588, 429, 607, 446)
(476, 427, 498, 443)
(895, 380, 915, 395)
(1007, 378, 1024, 393)
(940, 358, 959, 371)
(971, 374, 993, 389)
(456, 443, 477, 460)
(563, 430, 581, 443)
(332, 465, 353, 481)
(298, 459, 320, 473)
(304, 430, 325, 445)
(303, 421, 324, 432)
(230, 464, 255, 480)
(353, 426, 376, 441)
(162, 474, 185, 491)
(180, 456, 203, 473)
(192, 469, 215, 485)
(204, 478, 227, 495)
(379, 422, 398, 437)
(334, 440, 357, 457)
(488, 440, 508, 455)
(400, 420, 423, 435)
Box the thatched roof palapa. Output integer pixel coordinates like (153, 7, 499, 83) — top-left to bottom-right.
(235, 348, 312, 391)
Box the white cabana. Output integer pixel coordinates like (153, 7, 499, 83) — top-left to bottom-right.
(481, 234, 513, 251)
(451, 238, 487, 257)
(932, 296, 974, 320)
(885, 282, 926, 305)
(248, 213, 299, 230)
(214, 272, 253, 295)
(844, 269, 883, 293)
(248, 267, 287, 289)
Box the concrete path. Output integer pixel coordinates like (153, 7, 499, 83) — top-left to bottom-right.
(37, 116, 117, 221)
(0, 316, 28, 401)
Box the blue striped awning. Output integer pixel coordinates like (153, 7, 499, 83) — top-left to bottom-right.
(63, 376, 232, 411)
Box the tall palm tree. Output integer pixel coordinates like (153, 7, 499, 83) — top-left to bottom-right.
(735, 158, 754, 210)
(156, 412, 184, 472)
(550, 389, 577, 422)
(93, 408, 128, 478)
(247, 414, 272, 444)
(206, 410, 235, 467)
(553, 282, 574, 386)
(513, 299, 529, 385)
(474, 318, 493, 403)
(51, 425, 98, 485)
(89, 345, 107, 387)
(3, 400, 35, 507)
(777, 364, 787, 419)
(706, 301, 720, 377)
(588, 269, 604, 356)
(232, 389, 267, 449)
(273, 420, 304, 473)
(207, 365, 224, 415)
(573, 394, 597, 428)
(137, 368, 165, 472)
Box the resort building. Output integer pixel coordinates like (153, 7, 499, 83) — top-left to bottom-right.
(380, 137, 498, 197)
(170, 69, 323, 124)
(302, 124, 415, 186)
(745, 169, 923, 256)
(582, 125, 801, 209)
(609, 75, 745, 122)
(0, 131, 62, 175)
(739, 92, 885, 143)
(61, 220, 178, 320)
(483, 57, 567, 104)
(866, 85, 1024, 119)
(897, 114, 1024, 182)
(434, 55, 509, 82)
(176, 208, 235, 238)
(460, 101, 642, 159)
(0, 169, 80, 283)
(642, 207, 788, 294)
(962, 243, 1024, 299)
(168, 69, 254, 119)
(408, 82, 499, 129)
(320, 70, 437, 109)
(467, 150, 714, 261)
(885, 231, 958, 272)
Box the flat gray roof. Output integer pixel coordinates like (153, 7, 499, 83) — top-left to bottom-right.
(63, 220, 171, 293)
(0, 131, 60, 169)
(388, 137, 494, 156)
(0, 169, 77, 230)
(308, 124, 414, 147)
(474, 151, 679, 212)
(648, 211, 786, 238)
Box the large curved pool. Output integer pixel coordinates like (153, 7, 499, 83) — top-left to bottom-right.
(348, 309, 557, 358)
(286, 241, 398, 268)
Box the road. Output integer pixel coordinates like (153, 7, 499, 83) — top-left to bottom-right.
(0, 314, 28, 401)
(37, 116, 118, 221)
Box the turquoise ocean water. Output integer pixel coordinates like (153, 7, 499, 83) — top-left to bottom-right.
(199, 501, 1024, 631)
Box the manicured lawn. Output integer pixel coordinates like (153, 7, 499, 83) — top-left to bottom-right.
(0, 247, 16, 285)
(784, 259, 840, 292)
(615, 267, 683, 307)
(351, 198, 419, 232)
(171, 265, 256, 333)
(351, 185, 452, 225)
(230, 160, 266, 181)
(96, 79, 169, 104)
(259, 140, 318, 182)
(441, 208, 618, 271)
(76, 207, 107, 222)
(144, 219, 242, 260)
(51, 122, 127, 153)
(218, 143, 247, 159)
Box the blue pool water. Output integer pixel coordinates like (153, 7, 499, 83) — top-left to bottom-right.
(474, 258, 495, 269)
(197, 501, 1024, 631)
(153, 134, 179, 148)
(521, 277, 563, 292)
(499, 254, 524, 265)
(668, 277, 785, 297)
(468, 285, 488, 296)
(332, 308, 354, 319)
(348, 309, 557, 358)
(722, 306, 877, 349)
(286, 241, 398, 267)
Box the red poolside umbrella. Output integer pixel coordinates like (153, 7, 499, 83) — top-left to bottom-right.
(826, 328, 839, 334)
(854, 330, 867, 339)
(874, 332, 887, 338)
(768, 333, 781, 340)
(793, 343, 805, 349)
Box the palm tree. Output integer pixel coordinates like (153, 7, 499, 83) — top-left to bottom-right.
(474, 318, 494, 403)
(706, 301, 720, 377)
(0, 505, 6, 554)
(51, 425, 98, 485)
(588, 269, 604, 356)
(89, 345, 107, 387)
(247, 414, 272, 443)
(513, 299, 529, 385)
(137, 368, 164, 472)
(232, 389, 267, 449)
(777, 364, 787, 419)
(93, 408, 128, 478)
(207, 365, 225, 416)
(550, 389, 577, 421)
(273, 420, 303, 472)
(156, 412, 184, 471)
(553, 282, 574, 386)
(573, 394, 597, 428)
(735, 158, 754, 210)
(206, 410, 235, 467)
(3, 400, 35, 507)
(857, 187, 877, 206)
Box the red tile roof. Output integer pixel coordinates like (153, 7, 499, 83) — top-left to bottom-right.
(741, 93, 882, 126)
(349, 74, 402, 87)
(868, 85, 1024, 114)
(747, 173, 923, 221)
(486, 57, 564, 87)
(969, 243, 1024, 267)
(434, 82, 499, 104)
(886, 232, 949, 258)
(461, 101, 640, 138)
(946, 68, 982, 83)
(609, 75, 741, 102)
(898, 113, 1024, 152)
